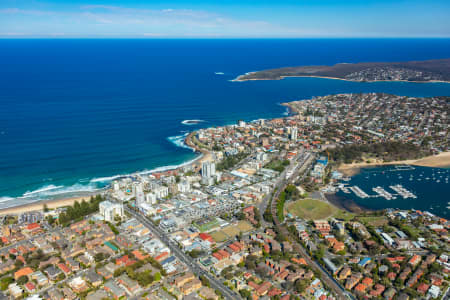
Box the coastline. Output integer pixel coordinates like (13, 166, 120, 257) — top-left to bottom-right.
(337, 151, 450, 177)
(232, 73, 450, 84)
(0, 195, 97, 215)
(325, 193, 370, 214)
(0, 131, 212, 216)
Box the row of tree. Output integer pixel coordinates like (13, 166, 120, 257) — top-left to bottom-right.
(326, 141, 430, 164)
(216, 151, 249, 171)
(57, 194, 105, 226)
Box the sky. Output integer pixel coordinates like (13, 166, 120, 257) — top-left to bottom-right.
(1, 0, 450, 38)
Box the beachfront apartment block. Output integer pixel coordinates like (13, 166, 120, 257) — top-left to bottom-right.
(202, 161, 216, 178)
(99, 201, 124, 222)
(290, 126, 298, 141)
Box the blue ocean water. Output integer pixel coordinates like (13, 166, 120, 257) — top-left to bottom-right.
(1, 39, 450, 208)
(337, 166, 450, 218)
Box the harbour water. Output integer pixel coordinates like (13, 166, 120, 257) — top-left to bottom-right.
(1, 39, 450, 209)
(337, 165, 450, 218)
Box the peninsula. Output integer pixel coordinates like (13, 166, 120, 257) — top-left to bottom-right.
(233, 58, 450, 82)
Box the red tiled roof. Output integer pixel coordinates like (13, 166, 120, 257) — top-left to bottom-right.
(27, 223, 40, 230)
(57, 263, 71, 274)
(116, 255, 129, 265)
(24, 282, 36, 291)
(199, 233, 213, 242)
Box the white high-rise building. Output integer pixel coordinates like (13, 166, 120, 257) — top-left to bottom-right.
(256, 152, 267, 161)
(146, 193, 157, 204)
(99, 201, 124, 222)
(291, 126, 298, 141)
(202, 161, 216, 178)
(177, 181, 191, 193)
(136, 192, 145, 204)
(154, 185, 169, 199)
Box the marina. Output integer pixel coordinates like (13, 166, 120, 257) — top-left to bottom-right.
(340, 183, 416, 200)
(336, 165, 450, 218)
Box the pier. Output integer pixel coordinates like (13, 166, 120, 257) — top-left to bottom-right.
(349, 185, 369, 198)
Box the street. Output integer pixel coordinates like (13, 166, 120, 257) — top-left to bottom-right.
(123, 206, 240, 300)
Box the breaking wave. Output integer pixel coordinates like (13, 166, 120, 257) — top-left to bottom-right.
(167, 132, 193, 151)
(181, 119, 205, 125)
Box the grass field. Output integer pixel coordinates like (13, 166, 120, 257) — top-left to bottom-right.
(210, 231, 228, 243)
(287, 199, 336, 220)
(222, 225, 240, 237)
(193, 218, 220, 232)
(210, 221, 253, 243)
(357, 216, 388, 226)
(333, 210, 356, 221)
(236, 220, 253, 232)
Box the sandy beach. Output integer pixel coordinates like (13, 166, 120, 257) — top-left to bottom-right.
(338, 151, 450, 176)
(184, 131, 213, 166)
(0, 195, 96, 215)
(0, 132, 211, 216)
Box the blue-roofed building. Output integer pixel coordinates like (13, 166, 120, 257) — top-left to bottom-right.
(316, 156, 328, 166)
(161, 256, 176, 266)
(359, 257, 371, 267)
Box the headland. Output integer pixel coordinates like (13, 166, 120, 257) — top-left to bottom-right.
(233, 58, 450, 83)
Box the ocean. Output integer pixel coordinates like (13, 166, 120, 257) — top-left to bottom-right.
(337, 166, 450, 218)
(1, 39, 450, 209)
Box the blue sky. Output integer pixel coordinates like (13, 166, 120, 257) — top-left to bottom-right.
(1, 0, 449, 38)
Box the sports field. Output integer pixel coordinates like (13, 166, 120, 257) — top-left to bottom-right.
(287, 199, 336, 220)
(193, 218, 220, 232)
(210, 221, 253, 243)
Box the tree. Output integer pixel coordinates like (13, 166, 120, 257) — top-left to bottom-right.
(14, 260, 24, 268)
(199, 275, 210, 287)
(295, 279, 308, 293)
(43, 204, 49, 212)
(239, 289, 251, 299)
(245, 255, 257, 270)
(136, 271, 153, 287)
(17, 275, 28, 285)
(0, 277, 13, 290)
(94, 253, 107, 262)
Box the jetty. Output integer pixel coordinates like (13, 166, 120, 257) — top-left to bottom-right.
(349, 185, 369, 198)
(389, 184, 417, 199)
(372, 186, 395, 200)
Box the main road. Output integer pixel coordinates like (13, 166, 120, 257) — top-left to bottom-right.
(268, 152, 354, 300)
(122, 205, 240, 300)
(257, 149, 308, 226)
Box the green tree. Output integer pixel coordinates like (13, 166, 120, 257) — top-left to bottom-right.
(0, 277, 13, 291)
(17, 275, 28, 285)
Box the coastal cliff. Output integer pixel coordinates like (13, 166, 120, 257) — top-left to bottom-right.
(234, 58, 450, 83)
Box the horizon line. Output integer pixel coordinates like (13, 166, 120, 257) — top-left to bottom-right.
(1, 36, 450, 40)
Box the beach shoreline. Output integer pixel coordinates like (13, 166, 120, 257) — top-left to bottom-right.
(0, 131, 212, 216)
(0, 195, 98, 215)
(337, 151, 450, 177)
